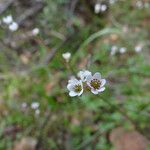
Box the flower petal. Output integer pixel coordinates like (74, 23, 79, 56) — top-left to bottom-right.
(93, 72, 101, 80)
(98, 87, 105, 92)
(68, 78, 79, 84)
(83, 70, 92, 77)
(67, 84, 74, 91)
(86, 74, 92, 82)
(69, 91, 78, 97)
(78, 80, 83, 85)
(68, 76, 76, 83)
(100, 79, 106, 87)
(77, 71, 84, 78)
(91, 89, 99, 95)
(78, 70, 92, 82)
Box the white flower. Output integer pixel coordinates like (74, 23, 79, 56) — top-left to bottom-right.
(94, 3, 107, 14)
(110, 45, 118, 55)
(119, 47, 127, 54)
(32, 28, 40, 36)
(135, 45, 142, 53)
(77, 70, 92, 82)
(2, 15, 13, 24)
(31, 102, 39, 109)
(136, 1, 143, 9)
(86, 72, 106, 94)
(9, 22, 18, 31)
(62, 52, 71, 62)
(101, 4, 107, 12)
(94, 3, 101, 14)
(67, 78, 83, 97)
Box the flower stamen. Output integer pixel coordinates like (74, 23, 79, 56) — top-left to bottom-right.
(74, 84, 82, 92)
(90, 79, 101, 89)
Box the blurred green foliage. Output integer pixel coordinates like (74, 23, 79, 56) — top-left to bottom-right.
(0, 0, 150, 149)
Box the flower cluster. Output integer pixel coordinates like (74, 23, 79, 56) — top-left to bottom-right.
(110, 44, 143, 56)
(2, 15, 18, 32)
(94, 3, 107, 14)
(67, 70, 106, 97)
(135, 1, 149, 9)
(31, 102, 40, 116)
(110, 45, 127, 55)
(20, 101, 40, 116)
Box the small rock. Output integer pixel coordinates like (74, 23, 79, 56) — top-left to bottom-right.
(110, 127, 150, 150)
(14, 137, 37, 150)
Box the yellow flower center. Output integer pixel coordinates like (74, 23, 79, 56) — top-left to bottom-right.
(74, 84, 82, 93)
(90, 79, 101, 89)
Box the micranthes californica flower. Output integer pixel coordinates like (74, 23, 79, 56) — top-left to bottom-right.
(86, 72, 106, 95)
(67, 78, 83, 97)
(62, 52, 71, 62)
(67, 71, 106, 97)
(9, 22, 18, 31)
(2, 15, 13, 24)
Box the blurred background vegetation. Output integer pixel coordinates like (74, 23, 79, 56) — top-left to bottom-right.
(0, 0, 150, 149)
